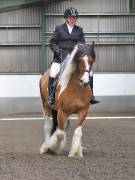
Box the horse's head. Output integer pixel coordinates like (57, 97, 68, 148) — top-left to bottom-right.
(74, 42, 96, 86)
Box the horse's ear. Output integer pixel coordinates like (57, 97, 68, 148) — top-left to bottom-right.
(90, 41, 94, 49)
(90, 41, 96, 61)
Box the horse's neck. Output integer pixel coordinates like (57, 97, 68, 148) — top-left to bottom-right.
(57, 46, 79, 97)
(70, 74, 82, 87)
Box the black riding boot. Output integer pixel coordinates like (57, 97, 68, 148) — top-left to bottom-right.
(89, 76, 99, 105)
(48, 77, 55, 106)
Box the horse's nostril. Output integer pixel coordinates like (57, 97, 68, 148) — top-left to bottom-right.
(80, 80, 83, 85)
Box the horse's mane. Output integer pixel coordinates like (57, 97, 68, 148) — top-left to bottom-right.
(58, 45, 78, 96)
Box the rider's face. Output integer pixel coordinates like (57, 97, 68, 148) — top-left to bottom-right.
(66, 16, 77, 27)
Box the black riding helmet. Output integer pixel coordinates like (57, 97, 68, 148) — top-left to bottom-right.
(64, 7, 79, 18)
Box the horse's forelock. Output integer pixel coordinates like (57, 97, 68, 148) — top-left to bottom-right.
(73, 44, 90, 63)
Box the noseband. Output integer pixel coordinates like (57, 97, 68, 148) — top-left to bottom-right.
(79, 69, 90, 87)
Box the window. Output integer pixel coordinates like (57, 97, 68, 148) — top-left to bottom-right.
(131, 0, 135, 12)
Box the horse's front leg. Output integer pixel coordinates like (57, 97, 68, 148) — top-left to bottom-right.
(40, 112, 53, 154)
(69, 109, 88, 158)
(49, 108, 66, 154)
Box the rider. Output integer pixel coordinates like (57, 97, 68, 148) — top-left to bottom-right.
(48, 7, 99, 106)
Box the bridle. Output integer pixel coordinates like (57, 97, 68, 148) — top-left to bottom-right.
(79, 59, 92, 87)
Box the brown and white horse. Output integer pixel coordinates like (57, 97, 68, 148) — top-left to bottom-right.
(40, 43, 95, 158)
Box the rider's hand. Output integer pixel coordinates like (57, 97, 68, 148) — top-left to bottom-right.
(55, 49, 63, 57)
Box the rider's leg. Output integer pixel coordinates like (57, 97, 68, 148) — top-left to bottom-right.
(89, 70, 99, 105)
(48, 62, 61, 106)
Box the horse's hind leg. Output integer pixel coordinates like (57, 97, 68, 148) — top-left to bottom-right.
(68, 110, 88, 158)
(49, 108, 66, 154)
(40, 110, 53, 154)
(51, 109, 58, 135)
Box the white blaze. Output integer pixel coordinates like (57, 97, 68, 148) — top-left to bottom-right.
(80, 55, 90, 84)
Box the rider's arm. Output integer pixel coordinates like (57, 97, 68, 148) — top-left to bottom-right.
(49, 25, 60, 54)
(79, 27, 85, 44)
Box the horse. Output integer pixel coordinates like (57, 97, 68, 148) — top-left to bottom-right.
(39, 43, 95, 158)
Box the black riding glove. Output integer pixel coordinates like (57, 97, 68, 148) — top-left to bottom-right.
(55, 49, 63, 59)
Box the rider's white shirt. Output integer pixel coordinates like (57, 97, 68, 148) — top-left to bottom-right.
(66, 23, 74, 34)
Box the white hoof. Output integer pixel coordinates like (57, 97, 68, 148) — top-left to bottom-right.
(68, 153, 83, 158)
(40, 143, 49, 154)
(68, 148, 83, 158)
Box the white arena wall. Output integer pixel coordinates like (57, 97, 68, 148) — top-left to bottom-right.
(0, 74, 135, 115)
(0, 74, 134, 97)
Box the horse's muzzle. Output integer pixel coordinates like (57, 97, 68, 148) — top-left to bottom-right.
(80, 80, 89, 87)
